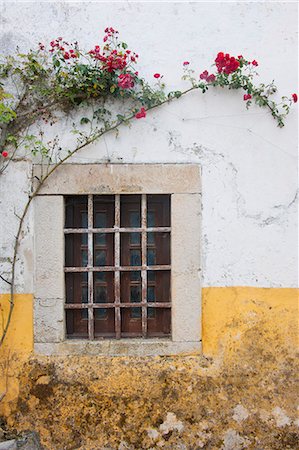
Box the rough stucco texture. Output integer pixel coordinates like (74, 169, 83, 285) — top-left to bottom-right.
(0, 288, 298, 448)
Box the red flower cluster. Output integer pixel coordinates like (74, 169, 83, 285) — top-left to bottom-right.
(183, 61, 190, 66)
(63, 49, 78, 60)
(89, 47, 127, 71)
(199, 70, 216, 83)
(49, 38, 64, 53)
(135, 107, 146, 119)
(251, 60, 258, 66)
(89, 39, 139, 73)
(154, 73, 161, 79)
(105, 53, 128, 72)
(215, 52, 240, 74)
(103, 27, 119, 42)
(1, 151, 8, 158)
(292, 93, 298, 103)
(118, 73, 134, 89)
(243, 94, 252, 101)
(88, 45, 105, 60)
(48, 38, 78, 59)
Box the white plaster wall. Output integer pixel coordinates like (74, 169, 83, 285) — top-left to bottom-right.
(0, 1, 298, 291)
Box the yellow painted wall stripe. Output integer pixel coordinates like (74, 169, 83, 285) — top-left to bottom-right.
(0, 288, 298, 357)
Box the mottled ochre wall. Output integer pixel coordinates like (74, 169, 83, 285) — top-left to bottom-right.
(0, 288, 298, 448)
(202, 287, 298, 357)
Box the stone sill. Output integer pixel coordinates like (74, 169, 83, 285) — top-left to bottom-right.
(34, 339, 202, 357)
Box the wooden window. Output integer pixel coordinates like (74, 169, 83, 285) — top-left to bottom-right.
(64, 194, 171, 339)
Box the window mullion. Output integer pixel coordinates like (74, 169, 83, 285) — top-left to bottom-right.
(141, 194, 147, 338)
(114, 194, 121, 339)
(88, 194, 94, 340)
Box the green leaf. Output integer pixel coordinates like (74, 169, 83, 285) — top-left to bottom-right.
(117, 114, 125, 121)
(80, 117, 90, 125)
(121, 42, 128, 50)
(110, 85, 116, 93)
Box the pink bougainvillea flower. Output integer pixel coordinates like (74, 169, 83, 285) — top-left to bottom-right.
(118, 73, 134, 89)
(292, 93, 298, 103)
(199, 70, 209, 80)
(154, 73, 161, 78)
(215, 52, 240, 74)
(238, 55, 243, 59)
(243, 94, 252, 101)
(106, 54, 127, 72)
(251, 60, 258, 66)
(224, 57, 239, 74)
(183, 61, 190, 66)
(135, 107, 146, 119)
(206, 74, 216, 82)
(1, 151, 8, 158)
(63, 52, 70, 60)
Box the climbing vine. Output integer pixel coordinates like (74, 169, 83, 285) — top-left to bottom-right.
(0, 27, 297, 346)
(0, 27, 297, 167)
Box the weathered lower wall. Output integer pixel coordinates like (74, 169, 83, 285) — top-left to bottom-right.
(202, 287, 298, 357)
(0, 288, 298, 448)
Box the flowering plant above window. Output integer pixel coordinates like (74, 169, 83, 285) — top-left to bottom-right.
(0, 28, 297, 165)
(184, 52, 297, 127)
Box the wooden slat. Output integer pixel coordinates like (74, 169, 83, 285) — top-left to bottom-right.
(64, 227, 171, 234)
(65, 265, 171, 272)
(141, 194, 147, 338)
(65, 302, 171, 309)
(87, 194, 94, 340)
(114, 194, 121, 338)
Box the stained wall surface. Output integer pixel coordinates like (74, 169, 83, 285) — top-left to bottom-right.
(0, 2, 298, 448)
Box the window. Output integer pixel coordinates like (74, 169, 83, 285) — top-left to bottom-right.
(64, 194, 171, 339)
(33, 164, 201, 356)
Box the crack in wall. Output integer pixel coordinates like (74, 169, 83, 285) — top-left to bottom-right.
(168, 131, 298, 228)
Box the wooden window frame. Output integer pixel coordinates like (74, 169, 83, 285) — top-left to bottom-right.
(64, 194, 171, 339)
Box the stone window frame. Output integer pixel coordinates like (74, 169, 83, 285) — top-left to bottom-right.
(33, 163, 201, 356)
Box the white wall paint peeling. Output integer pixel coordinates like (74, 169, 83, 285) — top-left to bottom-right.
(0, 1, 298, 291)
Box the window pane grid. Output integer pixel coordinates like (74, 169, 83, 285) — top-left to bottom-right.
(64, 194, 171, 339)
